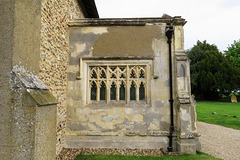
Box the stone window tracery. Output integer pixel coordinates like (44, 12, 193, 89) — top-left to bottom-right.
(89, 65, 147, 103)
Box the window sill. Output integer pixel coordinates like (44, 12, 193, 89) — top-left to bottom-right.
(88, 100, 150, 108)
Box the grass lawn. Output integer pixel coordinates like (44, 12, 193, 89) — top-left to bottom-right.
(196, 102, 240, 130)
(75, 151, 221, 160)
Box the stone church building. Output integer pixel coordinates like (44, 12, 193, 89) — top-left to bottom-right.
(1, 0, 200, 159)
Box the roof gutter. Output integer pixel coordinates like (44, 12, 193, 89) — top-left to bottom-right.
(165, 26, 175, 152)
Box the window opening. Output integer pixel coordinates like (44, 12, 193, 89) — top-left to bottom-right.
(119, 82, 125, 100)
(120, 74, 125, 78)
(130, 81, 136, 100)
(139, 69, 145, 78)
(89, 65, 147, 103)
(120, 67, 125, 71)
(110, 67, 116, 71)
(91, 69, 97, 79)
(110, 83, 116, 100)
(91, 81, 97, 100)
(100, 82, 106, 100)
(130, 69, 136, 78)
(100, 70, 106, 78)
(111, 74, 117, 79)
(139, 82, 145, 100)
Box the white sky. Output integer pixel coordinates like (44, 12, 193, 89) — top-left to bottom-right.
(95, 0, 240, 51)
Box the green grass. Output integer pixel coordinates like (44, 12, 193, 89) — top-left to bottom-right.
(196, 102, 240, 130)
(75, 151, 220, 160)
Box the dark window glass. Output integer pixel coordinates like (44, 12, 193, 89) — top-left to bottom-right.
(120, 67, 125, 71)
(139, 82, 145, 100)
(100, 82, 106, 100)
(91, 70, 97, 78)
(100, 70, 106, 78)
(91, 82, 97, 100)
(110, 67, 116, 71)
(139, 69, 145, 78)
(111, 74, 117, 79)
(110, 83, 116, 100)
(130, 70, 136, 78)
(130, 81, 136, 100)
(120, 74, 125, 78)
(119, 82, 125, 100)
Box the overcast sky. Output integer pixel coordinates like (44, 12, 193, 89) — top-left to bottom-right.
(95, 0, 240, 51)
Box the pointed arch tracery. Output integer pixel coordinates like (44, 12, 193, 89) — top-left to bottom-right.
(89, 65, 147, 103)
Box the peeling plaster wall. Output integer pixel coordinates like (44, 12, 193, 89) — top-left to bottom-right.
(66, 23, 180, 150)
(67, 19, 200, 153)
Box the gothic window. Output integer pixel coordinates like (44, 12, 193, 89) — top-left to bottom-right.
(89, 65, 147, 103)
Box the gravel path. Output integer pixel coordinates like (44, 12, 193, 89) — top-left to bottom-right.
(197, 122, 240, 160)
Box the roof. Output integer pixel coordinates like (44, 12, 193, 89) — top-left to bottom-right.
(78, 0, 99, 18)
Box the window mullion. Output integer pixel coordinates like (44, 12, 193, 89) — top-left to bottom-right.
(106, 66, 110, 104)
(89, 64, 148, 104)
(126, 65, 130, 103)
(116, 84, 119, 101)
(136, 83, 139, 102)
(96, 81, 100, 101)
(116, 67, 119, 101)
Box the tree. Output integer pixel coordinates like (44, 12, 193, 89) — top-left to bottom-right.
(198, 50, 240, 99)
(186, 40, 240, 100)
(224, 40, 240, 67)
(186, 40, 219, 99)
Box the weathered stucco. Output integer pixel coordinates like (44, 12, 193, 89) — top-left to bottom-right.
(0, 65, 57, 160)
(67, 18, 200, 153)
(93, 26, 162, 57)
(0, 0, 42, 159)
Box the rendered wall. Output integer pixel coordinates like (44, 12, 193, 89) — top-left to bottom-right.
(0, 0, 42, 159)
(34, 105, 57, 160)
(0, 0, 14, 157)
(66, 18, 200, 153)
(66, 23, 178, 150)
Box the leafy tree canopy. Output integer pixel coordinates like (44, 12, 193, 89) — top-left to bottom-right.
(186, 40, 240, 100)
(224, 40, 240, 67)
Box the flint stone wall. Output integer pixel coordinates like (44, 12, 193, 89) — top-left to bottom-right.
(39, 0, 84, 154)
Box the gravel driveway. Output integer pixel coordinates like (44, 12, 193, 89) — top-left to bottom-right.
(197, 122, 240, 160)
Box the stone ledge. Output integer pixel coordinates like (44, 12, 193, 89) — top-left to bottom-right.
(69, 16, 187, 27)
(82, 56, 154, 60)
